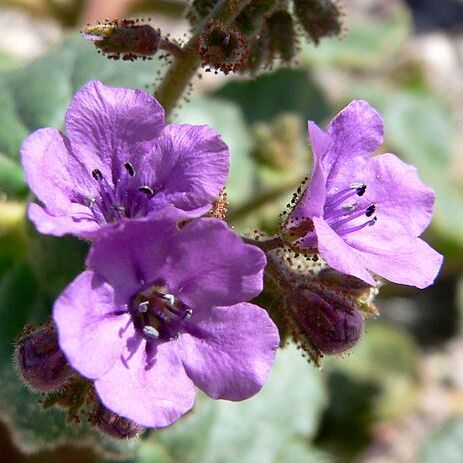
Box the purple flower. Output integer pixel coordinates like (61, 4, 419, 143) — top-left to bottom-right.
(286, 100, 443, 289)
(21, 80, 229, 239)
(53, 211, 279, 428)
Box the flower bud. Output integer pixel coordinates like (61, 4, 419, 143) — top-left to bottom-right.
(199, 20, 249, 74)
(15, 323, 73, 392)
(244, 25, 271, 74)
(317, 267, 374, 297)
(90, 403, 145, 439)
(81, 19, 161, 61)
(294, 0, 342, 44)
(188, 0, 217, 25)
(286, 283, 364, 355)
(267, 10, 296, 62)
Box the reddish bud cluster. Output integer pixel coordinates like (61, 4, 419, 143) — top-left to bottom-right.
(81, 19, 161, 61)
(294, 0, 342, 44)
(189, 0, 342, 74)
(198, 20, 249, 74)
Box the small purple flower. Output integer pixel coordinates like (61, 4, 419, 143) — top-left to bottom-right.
(53, 210, 279, 428)
(21, 80, 229, 239)
(286, 100, 443, 289)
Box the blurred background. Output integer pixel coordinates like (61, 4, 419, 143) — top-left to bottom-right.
(1, 0, 463, 462)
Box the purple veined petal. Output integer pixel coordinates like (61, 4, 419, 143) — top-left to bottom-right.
(86, 211, 182, 303)
(53, 271, 131, 379)
(65, 80, 165, 182)
(325, 100, 384, 190)
(94, 338, 196, 428)
(351, 236, 443, 289)
(28, 203, 100, 238)
(167, 218, 267, 308)
(179, 303, 279, 401)
(20, 128, 96, 213)
(346, 154, 436, 246)
(290, 121, 331, 222)
(313, 216, 376, 286)
(327, 99, 384, 158)
(137, 124, 229, 213)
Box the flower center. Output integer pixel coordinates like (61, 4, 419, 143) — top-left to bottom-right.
(78, 161, 163, 225)
(323, 182, 377, 237)
(130, 282, 193, 341)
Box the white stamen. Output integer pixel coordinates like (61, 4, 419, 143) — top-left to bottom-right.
(138, 301, 149, 313)
(143, 326, 160, 339)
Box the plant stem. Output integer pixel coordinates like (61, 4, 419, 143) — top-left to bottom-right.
(243, 236, 283, 252)
(155, 0, 252, 118)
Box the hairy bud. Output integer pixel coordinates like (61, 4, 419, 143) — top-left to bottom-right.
(294, 0, 342, 44)
(90, 403, 145, 439)
(267, 10, 296, 62)
(199, 20, 249, 74)
(81, 19, 161, 61)
(285, 282, 364, 356)
(15, 322, 73, 392)
(244, 25, 271, 74)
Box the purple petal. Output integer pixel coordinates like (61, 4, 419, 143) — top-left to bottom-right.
(327, 99, 384, 157)
(313, 217, 376, 285)
(290, 122, 331, 222)
(53, 271, 131, 379)
(325, 100, 384, 191)
(21, 128, 96, 212)
(352, 237, 443, 289)
(65, 81, 165, 181)
(28, 203, 100, 238)
(167, 218, 266, 308)
(139, 124, 229, 213)
(95, 339, 195, 428)
(179, 303, 279, 400)
(86, 211, 181, 303)
(347, 154, 436, 246)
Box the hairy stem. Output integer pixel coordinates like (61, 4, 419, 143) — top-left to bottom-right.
(155, 0, 252, 118)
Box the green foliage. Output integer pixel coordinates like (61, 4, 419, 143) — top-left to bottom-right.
(214, 68, 329, 124)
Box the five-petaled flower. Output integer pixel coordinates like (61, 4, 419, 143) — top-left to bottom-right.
(53, 210, 279, 428)
(21, 80, 229, 239)
(285, 100, 443, 288)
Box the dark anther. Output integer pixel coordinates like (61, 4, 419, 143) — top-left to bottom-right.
(124, 162, 136, 177)
(138, 186, 154, 197)
(356, 184, 367, 196)
(92, 169, 103, 181)
(369, 217, 378, 225)
(365, 205, 376, 217)
(183, 308, 193, 320)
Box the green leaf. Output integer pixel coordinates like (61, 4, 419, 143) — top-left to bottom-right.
(152, 344, 328, 463)
(214, 68, 329, 124)
(419, 417, 463, 463)
(173, 96, 255, 207)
